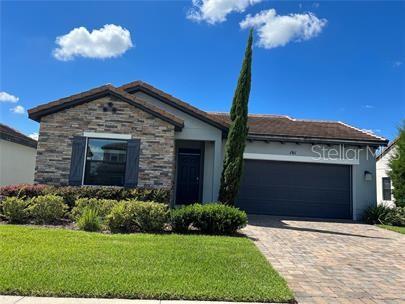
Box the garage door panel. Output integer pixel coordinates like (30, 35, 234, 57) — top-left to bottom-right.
(236, 160, 351, 219)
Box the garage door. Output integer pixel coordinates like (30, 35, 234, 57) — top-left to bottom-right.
(236, 160, 352, 219)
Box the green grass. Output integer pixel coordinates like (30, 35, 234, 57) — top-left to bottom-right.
(0, 225, 293, 302)
(377, 224, 405, 234)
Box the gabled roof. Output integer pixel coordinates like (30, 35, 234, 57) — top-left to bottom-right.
(28, 85, 184, 131)
(0, 123, 37, 149)
(28, 80, 388, 146)
(209, 112, 388, 145)
(376, 137, 399, 160)
(119, 80, 228, 131)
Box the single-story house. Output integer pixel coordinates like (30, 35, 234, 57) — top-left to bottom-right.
(0, 123, 37, 186)
(28, 81, 388, 220)
(376, 138, 398, 207)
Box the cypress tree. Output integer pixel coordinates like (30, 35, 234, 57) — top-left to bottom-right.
(389, 122, 405, 207)
(218, 29, 253, 205)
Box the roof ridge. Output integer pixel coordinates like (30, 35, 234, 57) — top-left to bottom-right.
(337, 121, 387, 141)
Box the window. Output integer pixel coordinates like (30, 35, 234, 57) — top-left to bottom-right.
(83, 138, 128, 186)
(382, 177, 392, 201)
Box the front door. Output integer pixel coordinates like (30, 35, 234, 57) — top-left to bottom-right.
(176, 148, 201, 205)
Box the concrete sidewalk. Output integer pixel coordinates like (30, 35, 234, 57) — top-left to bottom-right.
(0, 296, 286, 304)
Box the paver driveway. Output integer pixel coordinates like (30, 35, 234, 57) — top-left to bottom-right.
(243, 215, 405, 304)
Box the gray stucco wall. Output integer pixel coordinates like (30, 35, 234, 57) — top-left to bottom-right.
(133, 92, 223, 202)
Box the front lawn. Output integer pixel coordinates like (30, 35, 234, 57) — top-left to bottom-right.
(377, 224, 405, 234)
(0, 225, 293, 302)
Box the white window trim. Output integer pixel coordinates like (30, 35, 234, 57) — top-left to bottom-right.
(83, 132, 132, 140)
(243, 153, 359, 165)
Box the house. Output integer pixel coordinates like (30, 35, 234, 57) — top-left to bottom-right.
(376, 138, 398, 207)
(28, 81, 388, 220)
(0, 123, 37, 186)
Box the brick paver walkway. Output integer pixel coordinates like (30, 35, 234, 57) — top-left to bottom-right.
(243, 215, 405, 304)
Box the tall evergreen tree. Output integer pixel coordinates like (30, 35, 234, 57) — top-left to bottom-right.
(218, 29, 253, 205)
(389, 122, 405, 207)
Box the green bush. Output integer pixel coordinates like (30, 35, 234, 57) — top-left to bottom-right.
(28, 195, 68, 224)
(106, 202, 134, 233)
(170, 204, 202, 233)
(130, 201, 169, 232)
(384, 207, 405, 226)
(1, 197, 30, 224)
(77, 207, 102, 232)
(71, 198, 117, 221)
(363, 204, 405, 226)
(0, 185, 171, 207)
(106, 201, 169, 233)
(170, 203, 248, 235)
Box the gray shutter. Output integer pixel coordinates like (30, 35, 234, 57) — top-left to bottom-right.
(68, 136, 86, 186)
(124, 139, 141, 187)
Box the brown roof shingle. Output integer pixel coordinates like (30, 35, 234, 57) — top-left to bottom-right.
(28, 85, 184, 130)
(208, 112, 388, 144)
(0, 123, 37, 149)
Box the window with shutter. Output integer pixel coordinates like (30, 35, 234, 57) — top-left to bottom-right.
(382, 177, 392, 201)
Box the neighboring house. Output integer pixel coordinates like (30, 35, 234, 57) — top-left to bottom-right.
(376, 138, 398, 207)
(0, 123, 37, 186)
(28, 81, 388, 220)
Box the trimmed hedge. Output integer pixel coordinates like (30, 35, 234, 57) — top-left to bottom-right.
(363, 205, 405, 226)
(28, 195, 68, 224)
(0, 184, 171, 207)
(171, 203, 248, 235)
(0, 197, 30, 224)
(107, 201, 169, 233)
(1, 193, 247, 235)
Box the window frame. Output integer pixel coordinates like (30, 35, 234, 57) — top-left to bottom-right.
(382, 177, 392, 201)
(81, 132, 131, 186)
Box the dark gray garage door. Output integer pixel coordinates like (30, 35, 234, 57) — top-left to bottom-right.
(236, 160, 352, 219)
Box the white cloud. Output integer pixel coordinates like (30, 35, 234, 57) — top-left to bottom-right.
(312, 2, 320, 8)
(10, 105, 25, 114)
(28, 132, 39, 140)
(187, 0, 262, 24)
(240, 9, 327, 49)
(53, 24, 133, 61)
(0, 91, 19, 103)
(363, 104, 375, 109)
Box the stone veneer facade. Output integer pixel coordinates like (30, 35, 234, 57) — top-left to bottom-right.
(34, 95, 176, 189)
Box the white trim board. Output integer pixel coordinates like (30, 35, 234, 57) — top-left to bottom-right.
(243, 153, 359, 165)
(83, 132, 131, 140)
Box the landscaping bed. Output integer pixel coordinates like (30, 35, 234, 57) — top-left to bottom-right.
(377, 224, 405, 234)
(0, 225, 294, 302)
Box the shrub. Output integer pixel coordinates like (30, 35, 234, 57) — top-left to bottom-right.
(170, 204, 202, 233)
(106, 202, 134, 233)
(388, 123, 405, 207)
(171, 203, 248, 235)
(363, 204, 405, 226)
(363, 204, 392, 224)
(0, 184, 49, 199)
(0, 185, 171, 206)
(1, 197, 30, 224)
(71, 198, 117, 221)
(194, 203, 248, 235)
(77, 207, 102, 232)
(384, 207, 405, 226)
(28, 195, 68, 224)
(129, 201, 169, 232)
(106, 201, 169, 233)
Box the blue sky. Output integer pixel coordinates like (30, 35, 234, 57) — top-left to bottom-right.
(1, 1, 404, 141)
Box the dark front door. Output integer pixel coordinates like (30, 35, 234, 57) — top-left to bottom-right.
(236, 160, 352, 219)
(176, 149, 201, 205)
